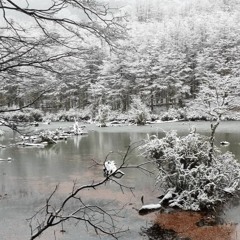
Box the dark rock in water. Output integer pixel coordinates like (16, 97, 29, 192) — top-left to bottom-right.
(220, 141, 230, 146)
(139, 208, 157, 215)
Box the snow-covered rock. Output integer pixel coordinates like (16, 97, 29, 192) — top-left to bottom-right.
(139, 203, 161, 215)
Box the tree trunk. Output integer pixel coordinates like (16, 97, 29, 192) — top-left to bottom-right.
(150, 89, 154, 112)
(208, 119, 220, 165)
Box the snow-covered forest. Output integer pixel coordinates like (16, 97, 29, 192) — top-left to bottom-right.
(1, 1, 240, 239)
(1, 0, 240, 123)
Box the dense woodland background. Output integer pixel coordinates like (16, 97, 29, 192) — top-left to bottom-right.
(1, 2, 240, 238)
(1, 0, 240, 122)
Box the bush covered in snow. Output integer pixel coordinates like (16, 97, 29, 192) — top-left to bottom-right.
(161, 108, 185, 121)
(141, 131, 240, 211)
(44, 108, 91, 122)
(185, 107, 210, 121)
(2, 108, 44, 122)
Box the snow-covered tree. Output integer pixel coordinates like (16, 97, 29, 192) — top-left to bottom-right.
(128, 96, 150, 125)
(187, 75, 240, 161)
(96, 104, 111, 127)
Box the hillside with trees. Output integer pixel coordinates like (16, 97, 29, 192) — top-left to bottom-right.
(1, 0, 240, 123)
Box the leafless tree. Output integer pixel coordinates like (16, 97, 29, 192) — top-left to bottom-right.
(0, 0, 125, 45)
(27, 142, 154, 240)
(0, 0, 126, 74)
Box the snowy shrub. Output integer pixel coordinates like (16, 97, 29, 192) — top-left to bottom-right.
(24, 108, 43, 121)
(161, 108, 185, 121)
(141, 131, 240, 211)
(48, 108, 91, 122)
(185, 104, 211, 121)
(161, 109, 178, 121)
(43, 112, 59, 122)
(150, 114, 160, 122)
(128, 97, 150, 125)
(2, 108, 44, 122)
(77, 108, 93, 120)
(221, 111, 240, 121)
(56, 109, 78, 121)
(107, 110, 128, 122)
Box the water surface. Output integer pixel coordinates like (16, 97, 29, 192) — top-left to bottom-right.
(0, 121, 240, 239)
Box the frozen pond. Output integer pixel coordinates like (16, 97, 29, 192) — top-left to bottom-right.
(0, 121, 240, 240)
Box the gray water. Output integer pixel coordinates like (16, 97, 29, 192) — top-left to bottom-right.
(0, 121, 240, 240)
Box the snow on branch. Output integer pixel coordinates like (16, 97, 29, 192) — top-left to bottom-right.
(27, 142, 154, 239)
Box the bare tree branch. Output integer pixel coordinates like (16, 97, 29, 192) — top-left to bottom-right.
(1, 0, 126, 46)
(27, 142, 154, 240)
